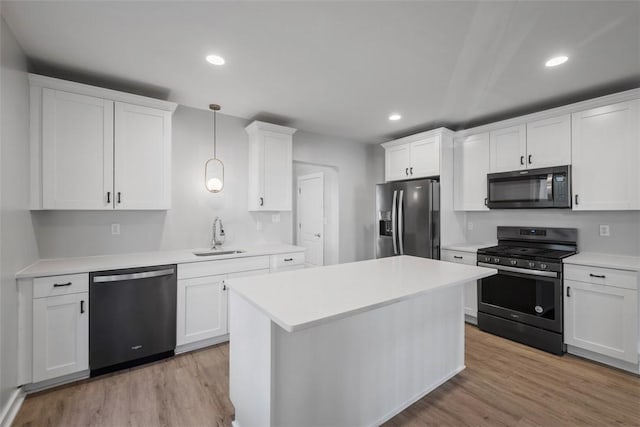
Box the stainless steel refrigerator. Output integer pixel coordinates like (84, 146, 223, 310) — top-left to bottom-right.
(375, 178, 440, 259)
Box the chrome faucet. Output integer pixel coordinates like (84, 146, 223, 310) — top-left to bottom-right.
(212, 217, 225, 249)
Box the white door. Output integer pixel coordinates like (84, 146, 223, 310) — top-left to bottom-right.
(526, 114, 571, 168)
(41, 89, 114, 210)
(409, 137, 439, 178)
(489, 125, 526, 173)
(385, 144, 411, 181)
(572, 100, 640, 210)
(454, 133, 490, 211)
(114, 102, 171, 210)
(261, 132, 293, 211)
(33, 293, 88, 382)
(564, 280, 638, 363)
(297, 173, 324, 267)
(176, 274, 228, 346)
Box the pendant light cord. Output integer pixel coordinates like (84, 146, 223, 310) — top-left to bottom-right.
(213, 109, 217, 159)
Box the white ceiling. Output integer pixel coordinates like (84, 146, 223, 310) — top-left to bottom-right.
(2, 1, 639, 143)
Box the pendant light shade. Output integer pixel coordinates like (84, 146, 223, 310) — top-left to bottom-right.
(205, 104, 224, 193)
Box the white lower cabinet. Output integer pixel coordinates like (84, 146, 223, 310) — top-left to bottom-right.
(33, 292, 89, 382)
(564, 265, 639, 365)
(176, 274, 228, 346)
(441, 249, 477, 320)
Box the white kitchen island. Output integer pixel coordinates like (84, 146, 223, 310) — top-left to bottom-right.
(228, 255, 496, 427)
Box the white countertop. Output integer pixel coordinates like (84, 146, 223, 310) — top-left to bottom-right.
(442, 242, 496, 253)
(228, 255, 497, 333)
(16, 244, 305, 279)
(565, 252, 640, 272)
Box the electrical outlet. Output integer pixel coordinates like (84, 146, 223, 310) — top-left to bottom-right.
(467, 221, 474, 231)
(272, 214, 280, 223)
(111, 223, 121, 235)
(599, 224, 610, 237)
(256, 220, 263, 231)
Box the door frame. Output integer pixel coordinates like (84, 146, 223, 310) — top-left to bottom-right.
(296, 172, 325, 266)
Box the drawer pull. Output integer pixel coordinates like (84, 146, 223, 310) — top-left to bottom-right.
(53, 282, 72, 287)
(453, 256, 463, 259)
(284, 258, 293, 262)
(589, 273, 606, 279)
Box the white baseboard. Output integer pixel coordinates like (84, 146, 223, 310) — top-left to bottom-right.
(567, 345, 639, 375)
(175, 334, 230, 355)
(0, 387, 25, 427)
(464, 314, 478, 325)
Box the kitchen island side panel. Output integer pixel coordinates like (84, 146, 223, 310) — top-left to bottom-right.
(230, 284, 463, 427)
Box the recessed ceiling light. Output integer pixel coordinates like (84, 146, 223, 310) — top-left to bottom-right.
(545, 55, 568, 67)
(389, 113, 402, 121)
(206, 54, 225, 66)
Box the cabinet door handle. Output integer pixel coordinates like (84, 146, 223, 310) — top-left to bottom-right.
(53, 282, 72, 287)
(222, 281, 227, 291)
(410, 167, 413, 175)
(589, 273, 606, 279)
(484, 197, 488, 206)
(117, 192, 122, 204)
(520, 156, 524, 166)
(574, 194, 579, 205)
(405, 168, 409, 176)
(259, 197, 264, 206)
(453, 255, 463, 259)
(528, 154, 532, 165)
(106, 192, 111, 204)
(566, 286, 571, 297)
(80, 300, 85, 314)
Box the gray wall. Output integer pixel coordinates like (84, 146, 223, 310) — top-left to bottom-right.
(32, 105, 384, 263)
(0, 16, 39, 412)
(466, 210, 640, 255)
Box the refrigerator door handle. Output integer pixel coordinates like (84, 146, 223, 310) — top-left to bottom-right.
(391, 190, 398, 255)
(398, 190, 404, 255)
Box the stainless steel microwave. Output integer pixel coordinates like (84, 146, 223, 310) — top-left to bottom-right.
(486, 166, 571, 209)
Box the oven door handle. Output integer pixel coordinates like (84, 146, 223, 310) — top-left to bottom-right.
(478, 262, 558, 278)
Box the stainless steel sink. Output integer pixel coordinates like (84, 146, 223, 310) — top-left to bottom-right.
(193, 249, 245, 257)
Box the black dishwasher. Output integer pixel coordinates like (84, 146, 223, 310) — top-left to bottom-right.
(89, 264, 176, 376)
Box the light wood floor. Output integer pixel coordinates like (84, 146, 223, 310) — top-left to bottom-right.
(13, 325, 640, 427)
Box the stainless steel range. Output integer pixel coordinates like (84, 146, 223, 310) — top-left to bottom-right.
(477, 226, 577, 355)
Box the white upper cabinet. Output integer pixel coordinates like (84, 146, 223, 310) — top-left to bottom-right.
(490, 125, 526, 173)
(114, 102, 172, 210)
(572, 100, 640, 210)
(246, 121, 297, 211)
(410, 137, 440, 178)
(385, 144, 411, 181)
(382, 132, 442, 182)
(454, 132, 490, 211)
(30, 74, 177, 210)
(41, 89, 114, 210)
(490, 115, 570, 173)
(526, 114, 571, 168)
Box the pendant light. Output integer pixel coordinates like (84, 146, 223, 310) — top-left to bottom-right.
(205, 104, 224, 193)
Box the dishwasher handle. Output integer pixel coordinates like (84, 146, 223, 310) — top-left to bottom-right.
(93, 268, 175, 283)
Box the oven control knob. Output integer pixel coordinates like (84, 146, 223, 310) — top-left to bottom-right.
(510, 260, 517, 266)
(493, 258, 500, 263)
(540, 263, 547, 270)
(528, 262, 535, 268)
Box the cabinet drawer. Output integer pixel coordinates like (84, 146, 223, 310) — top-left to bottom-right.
(441, 250, 476, 266)
(564, 264, 638, 290)
(270, 252, 305, 270)
(33, 273, 89, 299)
(178, 256, 270, 280)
